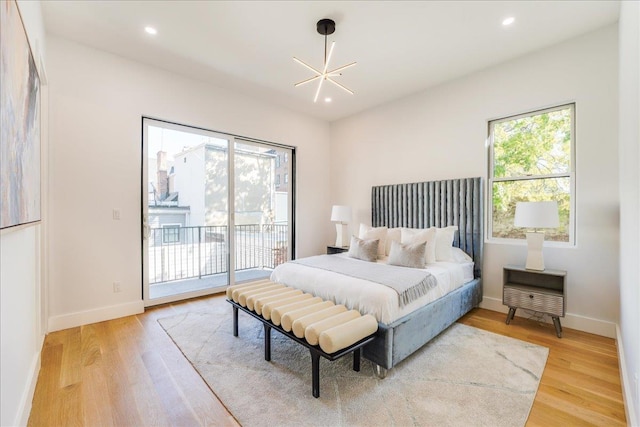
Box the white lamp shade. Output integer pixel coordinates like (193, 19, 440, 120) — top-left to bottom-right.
(514, 201, 559, 229)
(331, 205, 351, 223)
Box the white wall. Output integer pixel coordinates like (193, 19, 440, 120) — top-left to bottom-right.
(46, 36, 331, 331)
(330, 26, 620, 337)
(0, 227, 41, 426)
(618, 1, 640, 424)
(0, 2, 47, 425)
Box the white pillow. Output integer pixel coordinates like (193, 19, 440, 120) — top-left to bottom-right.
(385, 228, 402, 256)
(401, 227, 436, 263)
(358, 224, 387, 259)
(451, 247, 473, 263)
(434, 226, 458, 262)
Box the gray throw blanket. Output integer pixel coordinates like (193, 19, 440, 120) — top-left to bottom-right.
(292, 255, 437, 307)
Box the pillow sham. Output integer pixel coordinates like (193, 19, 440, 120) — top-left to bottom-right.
(451, 246, 473, 263)
(347, 235, 379, 262)
(387, 240, 427, 269)
(385, 227, 402, 256)
(434, 225, 458, 262)
(358, 224, 387, 259)
(401, 227, 437, 263)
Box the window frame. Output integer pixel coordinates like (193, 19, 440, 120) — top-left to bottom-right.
(161, 223, 181, 244)
(487, 103, 576, 246)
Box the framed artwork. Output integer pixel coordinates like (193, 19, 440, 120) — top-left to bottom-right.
(0, 0, 41, 229)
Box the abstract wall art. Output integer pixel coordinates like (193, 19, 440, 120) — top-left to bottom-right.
(0, 0, 41, 229)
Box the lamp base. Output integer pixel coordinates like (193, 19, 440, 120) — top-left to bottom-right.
(525, 231, 545, 271)
(335, 223, 349, 248)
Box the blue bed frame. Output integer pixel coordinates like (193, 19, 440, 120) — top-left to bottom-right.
(364, 177, 483, 370)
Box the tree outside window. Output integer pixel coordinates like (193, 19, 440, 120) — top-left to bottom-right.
(489, 104, 575, 243)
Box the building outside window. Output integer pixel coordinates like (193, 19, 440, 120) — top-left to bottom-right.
(488, 103, 575, 244)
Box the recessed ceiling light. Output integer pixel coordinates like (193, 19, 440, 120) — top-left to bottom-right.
(145, 26, 157, 35)
(502, 17, 515, 26)
(324, 97, 332, 103)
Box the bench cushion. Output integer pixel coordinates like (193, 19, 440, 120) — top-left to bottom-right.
(280, 301, 335, 332)
(318, 314, 378, 353)
(262, 294, 314, 320)
(271, 297, 324, 326)
(291, 305, 348, 338)
(304, 310, 361, 346)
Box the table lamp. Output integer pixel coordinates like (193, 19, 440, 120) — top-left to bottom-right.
(330, 205, 351, 247)
(514, 201, 559, 271)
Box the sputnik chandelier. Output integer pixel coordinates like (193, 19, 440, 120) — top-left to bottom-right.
(293, 19, 357, 103)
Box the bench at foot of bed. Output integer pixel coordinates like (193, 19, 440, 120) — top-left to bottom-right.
(226, 281, 378, 398)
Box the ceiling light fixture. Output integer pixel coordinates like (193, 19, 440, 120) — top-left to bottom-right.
(293, 19, 356, 103)
(502, 17, 515, 26)
(145, 26, 157, 35)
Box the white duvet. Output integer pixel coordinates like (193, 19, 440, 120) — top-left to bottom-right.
(270, 253, 473, 325)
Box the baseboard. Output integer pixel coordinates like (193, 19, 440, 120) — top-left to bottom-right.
(480, 296, 617, 338)
(616, 324, 639, 427)
(16, 334, 44, 426)
(48, 300, 145, 332)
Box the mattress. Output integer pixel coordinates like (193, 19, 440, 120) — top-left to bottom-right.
(270, 253, 474, 324)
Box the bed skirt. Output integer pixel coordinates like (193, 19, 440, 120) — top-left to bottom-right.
(363, 278, 482, 369)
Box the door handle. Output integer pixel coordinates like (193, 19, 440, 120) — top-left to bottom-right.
(142, 214, 150, 240)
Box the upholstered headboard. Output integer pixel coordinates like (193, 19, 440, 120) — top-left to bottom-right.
(371, 177, 483, 278)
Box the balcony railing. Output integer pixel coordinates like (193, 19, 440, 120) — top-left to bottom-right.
(148, 224, 288, 284)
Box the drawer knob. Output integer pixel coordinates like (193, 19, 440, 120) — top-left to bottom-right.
(529, 294, 534, 299)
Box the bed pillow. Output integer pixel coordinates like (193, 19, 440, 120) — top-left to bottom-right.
(434, 226, 458, 262)
(358, 224, 387, 259)
(347, 235, 379, 262)
(451, 247, 473, 263)
(387, 240, 427, 269)
(385, 227, 402, 256)
(401, 227, 437, 263)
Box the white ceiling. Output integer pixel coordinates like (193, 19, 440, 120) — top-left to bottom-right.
(41, 1, 620, 122)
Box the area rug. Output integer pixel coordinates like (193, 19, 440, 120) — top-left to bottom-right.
(158, 299, 548, 427)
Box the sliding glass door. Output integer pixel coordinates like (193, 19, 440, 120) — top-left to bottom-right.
(142, 118, 294, 306)
(233, 139, 293, 282)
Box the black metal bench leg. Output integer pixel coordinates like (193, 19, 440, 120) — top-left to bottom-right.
(264, 324, 272, 361)
(552, 317, 563, 338)
(310, 350, 320, 398)
(233, 305, 238, 337)
(353, 348, 361, 372)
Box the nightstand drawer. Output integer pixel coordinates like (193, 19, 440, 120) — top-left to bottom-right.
(503, 285, 564, 317)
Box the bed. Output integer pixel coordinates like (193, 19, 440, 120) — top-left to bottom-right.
(271, 177, 483, 373)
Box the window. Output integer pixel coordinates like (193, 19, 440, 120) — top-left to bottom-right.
(284, 173, 289, 184)
(275, 155, 281, 168)
(162, 224, 181, 244)
(488, 104, 575, 243)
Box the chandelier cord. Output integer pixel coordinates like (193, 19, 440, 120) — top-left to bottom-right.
(323, 33, 328, 67)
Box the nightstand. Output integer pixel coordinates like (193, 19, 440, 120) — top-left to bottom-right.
(327, 246, 348, 255)
(503, 265, 567, 338)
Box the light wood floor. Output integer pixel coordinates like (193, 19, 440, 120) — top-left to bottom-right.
(29, 293, 627, 427)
